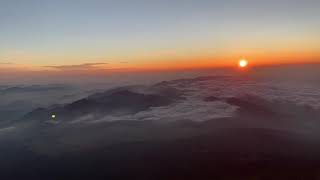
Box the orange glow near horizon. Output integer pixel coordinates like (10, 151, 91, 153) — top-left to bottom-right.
(1, 52, 320, 73)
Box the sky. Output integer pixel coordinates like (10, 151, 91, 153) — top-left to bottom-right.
(0, 0, 320, 72)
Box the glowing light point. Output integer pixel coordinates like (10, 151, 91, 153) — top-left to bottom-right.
(51, 114, 56, 119)
(239, 59, 248, 68)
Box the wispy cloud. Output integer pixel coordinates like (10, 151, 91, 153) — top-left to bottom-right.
(0, 126, 16, 133)
(45, 63, 108, 71)
(0, 62, 14, 65)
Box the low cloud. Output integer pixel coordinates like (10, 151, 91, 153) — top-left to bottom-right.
(0, 126, 16, 133)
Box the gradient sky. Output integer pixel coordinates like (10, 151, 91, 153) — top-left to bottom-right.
(1, 0, 320, 70)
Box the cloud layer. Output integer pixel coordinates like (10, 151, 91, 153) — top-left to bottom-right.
(45, 63, 108, 71)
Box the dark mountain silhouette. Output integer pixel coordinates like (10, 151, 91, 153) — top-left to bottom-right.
(226, 96, 277, 117)
(22, 86, 183, 122)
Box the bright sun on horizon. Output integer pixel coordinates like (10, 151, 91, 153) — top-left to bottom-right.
(239, 59, 248, 68)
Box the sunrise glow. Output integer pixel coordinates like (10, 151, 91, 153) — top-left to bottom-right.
(0, 1, 319, 77)
(239, 59, 248, 68)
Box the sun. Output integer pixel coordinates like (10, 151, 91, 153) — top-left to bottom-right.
(239, 59, 248, 68)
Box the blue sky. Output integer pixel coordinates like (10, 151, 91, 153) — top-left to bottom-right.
(0, 0, 319, 67)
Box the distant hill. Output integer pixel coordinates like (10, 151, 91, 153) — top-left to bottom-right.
(22, 85, 183, 122)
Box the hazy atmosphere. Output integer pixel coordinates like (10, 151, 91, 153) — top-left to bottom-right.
(1, 0, 320, 179)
